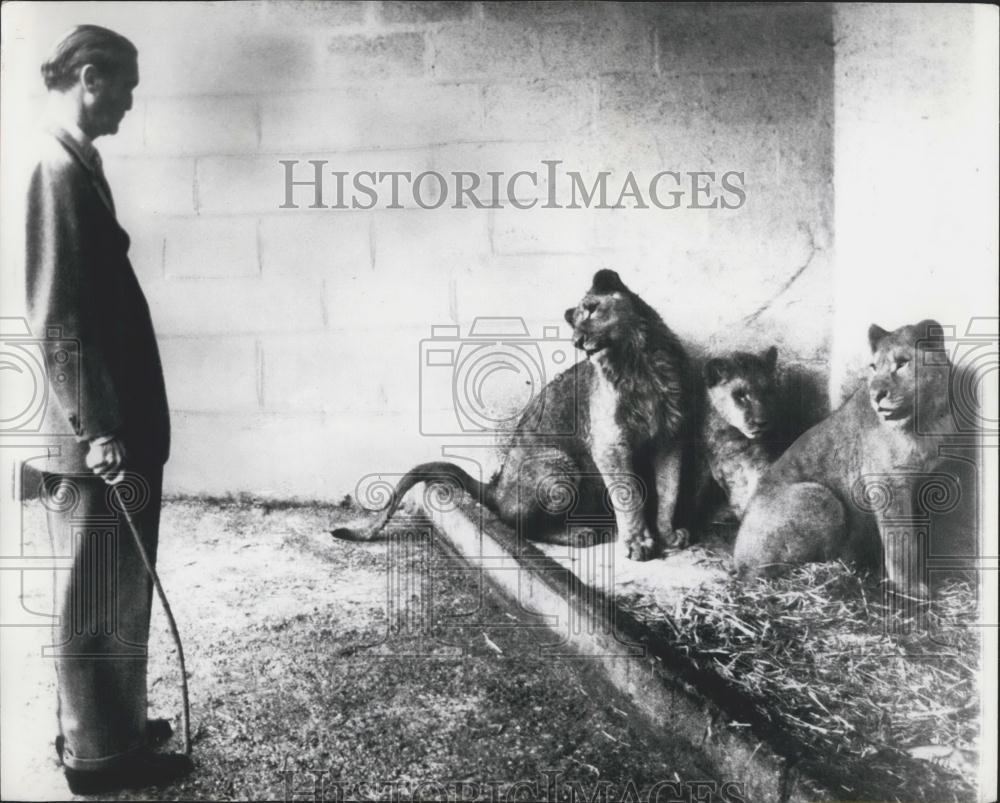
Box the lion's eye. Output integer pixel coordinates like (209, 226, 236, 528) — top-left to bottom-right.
(868, 363, 876, 372)
(733, 390, 747, 403)
(583, 301, 599, 318)
(895, 357, 910, 370)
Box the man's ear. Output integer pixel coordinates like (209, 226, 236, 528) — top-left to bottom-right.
(761, 346, 778, 373)
(78, 63, 102, 93)
(868, 324, 890, 353)
(703, 358, 730, 387)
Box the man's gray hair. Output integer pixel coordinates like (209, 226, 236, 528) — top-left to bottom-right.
(41, 25, 137, 91)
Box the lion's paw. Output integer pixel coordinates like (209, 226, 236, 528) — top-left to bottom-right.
(663, 527, 690, 551)
(625, 532, 657, 562)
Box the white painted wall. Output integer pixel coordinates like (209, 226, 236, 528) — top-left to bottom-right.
(831, 3, 999, 401)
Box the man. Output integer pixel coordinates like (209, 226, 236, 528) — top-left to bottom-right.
(25, 25, 191, 794)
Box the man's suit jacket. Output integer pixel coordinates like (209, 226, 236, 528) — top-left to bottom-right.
(26, 127, 170, 473)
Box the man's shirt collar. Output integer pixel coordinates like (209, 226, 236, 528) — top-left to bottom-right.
(46, 117, 103, 173)
(43, 116, 116, 216)
(63, 122, 93, 151)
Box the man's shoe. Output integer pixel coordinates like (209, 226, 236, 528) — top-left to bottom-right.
(55, 718, 173, 761)
(63, 749, 192, 794)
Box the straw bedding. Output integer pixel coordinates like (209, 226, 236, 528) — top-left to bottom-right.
(622, 562, 979, 802)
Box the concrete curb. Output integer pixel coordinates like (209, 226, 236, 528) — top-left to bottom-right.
(423, 498, 836, 803)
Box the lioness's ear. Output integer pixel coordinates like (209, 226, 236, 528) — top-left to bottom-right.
(703, 358, 730, 387)
(914, 319, 946, 352)
(761, 346, 778, 373)
(868, 324, 890, 352)
(592, 269, 626, 295)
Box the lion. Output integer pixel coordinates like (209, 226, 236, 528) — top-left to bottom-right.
(332, 269, 695, 560)
(701, 346, 785, 518)
(733, 320, 963, 599)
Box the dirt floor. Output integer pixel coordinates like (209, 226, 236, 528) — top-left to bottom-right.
(2, 498, 721, 801)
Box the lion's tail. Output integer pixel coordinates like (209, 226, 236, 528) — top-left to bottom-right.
(330, 461, 495, 542)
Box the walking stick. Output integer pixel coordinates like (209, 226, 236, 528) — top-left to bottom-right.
(113, 485, 192, 756)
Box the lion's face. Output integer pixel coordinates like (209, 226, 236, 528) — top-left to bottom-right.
(867, 320, 948, 428)
(564, 269, 634, 357)
(704, 348, 779, 439)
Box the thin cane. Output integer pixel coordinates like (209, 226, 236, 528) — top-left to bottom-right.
(112, 485, 192, 756)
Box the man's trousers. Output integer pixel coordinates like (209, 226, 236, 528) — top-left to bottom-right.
(42, 464, 163, 770)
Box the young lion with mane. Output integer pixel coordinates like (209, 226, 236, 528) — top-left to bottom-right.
(333, 270, 696, 560)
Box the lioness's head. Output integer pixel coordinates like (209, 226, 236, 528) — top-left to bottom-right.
(867, 319, 949, 427)
(704, 347, 779, 439)
(564, 269, 657, 358)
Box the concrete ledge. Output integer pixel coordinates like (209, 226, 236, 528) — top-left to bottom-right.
(423, 498, 834, 803)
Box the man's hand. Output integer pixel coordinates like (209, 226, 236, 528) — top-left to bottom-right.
(85, 436, 126, 485)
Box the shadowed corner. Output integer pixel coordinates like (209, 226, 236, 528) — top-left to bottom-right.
(776, 362, 828, 445)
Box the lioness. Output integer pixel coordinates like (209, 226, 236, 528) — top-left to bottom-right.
(733, 320, 960, 598)
(332, 269, 694, 560)
(702, 346, 784, 517)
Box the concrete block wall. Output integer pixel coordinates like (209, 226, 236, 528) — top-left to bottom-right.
(2, 1, 835, 499)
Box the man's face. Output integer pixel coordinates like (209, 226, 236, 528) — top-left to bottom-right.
(82, 58, 139, 138)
